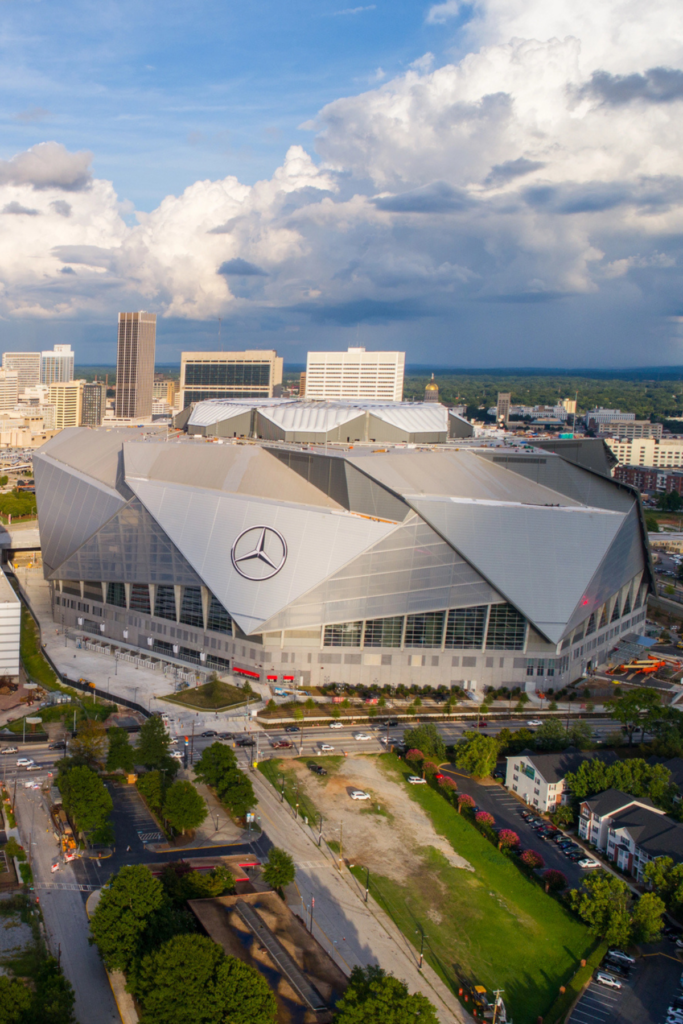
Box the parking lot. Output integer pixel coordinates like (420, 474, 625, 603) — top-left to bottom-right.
(569, 947, 683, 1024)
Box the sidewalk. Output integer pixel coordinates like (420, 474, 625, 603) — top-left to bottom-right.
(251, 768, 471, 1024)
(148, 775, 249, 853)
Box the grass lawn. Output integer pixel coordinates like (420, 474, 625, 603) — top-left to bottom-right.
(5, 698, 116, 734)
(258, 757, 329, 823)
(351, 754, 594, 1024)
(19, 605, 60, 690)
(163, 679, 251, 711)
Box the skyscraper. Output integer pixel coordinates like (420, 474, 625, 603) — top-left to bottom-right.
(81, 382, 106, 427)
(41, 345, 74, 386)
(305, 347, 405, 401)
(0, 370, 18, 411)
(115, 312, 156, 420)
(179, 350, 282, 409)
(2, 352, 40, 391)
(49, 381, 84, 428)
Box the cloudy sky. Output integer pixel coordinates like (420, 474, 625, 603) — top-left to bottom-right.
(0, 0, 682, 367)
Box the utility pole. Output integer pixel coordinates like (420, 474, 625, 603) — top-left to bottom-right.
(190, 720, 195, 766)
(318, 814, 323, 847)
(339, 822, 343, 872)
(365, 866, 370, 903)
(416, 927, 424, 970)
(491, 989, 504, 1024)
(309, 896, 314, 934)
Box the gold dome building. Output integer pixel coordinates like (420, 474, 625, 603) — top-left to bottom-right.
(424, 373, 439, 403)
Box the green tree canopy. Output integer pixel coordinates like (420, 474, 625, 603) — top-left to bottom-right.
(90, 865, 166, 973)
(607, 687, 662, 746)
(58, 765, 113, 835)
(137, 715, 177, 773)
(564, 757, 674, 807)
(569, 871, 632, 946)
(0, 976, 32, 1024)
(262, 847, 295, 891)
(106, 726, 135, 773)
(137, 770, 169, 815)
(163, 780, 207, 835)
(334, 965, 439, 1024)
(31, 956, 77, 1024)
(403, 723, 445, 764)
(631, 892, 665, 943)
(194, 741, 255, 819)
(160, 861, 234, 907)
(132, 934, 277, 1024)
(454, 733, 500, 778)
(69, 719, 107, 769)
(533, 718, 569, 752)
(643, 856, 683, 913)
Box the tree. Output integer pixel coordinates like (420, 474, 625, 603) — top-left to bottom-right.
(137, 715, 176, 773)
(457, 793, 475, 814)
(454, 733, 500, 778)
(331, 705, 341, 719)
(548, 700, 558, 711)
(194, 742, 255, 819)
(570, 871, 632, 945)
(497, 829, 520, 850)
(160, 862, 234, 906)
(607, 687, 662, 745)
(90, 865, 166, 973)
(132, 934, 276, 1024)
(403, 723, 445, 764)
(137, 770, 169, 815)
(568, 721, 593, 750)
(643, 857, 683, 914)
(520, 850, 544, 871)
(551, 805, 574, 827)
(4, 836, 25, 861)
(564, 757, 674, 807)
(475, 810, 495, 828)
(631, 892, 665, 943)
(262, 847, 295, 892)
(543, 869, 567, 893)
(0, 976, 32, 1024)
(32, 956, 77, 1024)
(291, 704, 304, 721)
(163, 780, 207, 835)
(106, 727, 135, 773)
(533, 718, 569, 752)
(59, 765, 113, 834)
(334, 965, 439, 1024)
(69, 719, 107, 768)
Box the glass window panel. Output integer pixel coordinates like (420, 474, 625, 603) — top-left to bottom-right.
(323, 622, 362, 647)
(363, 616, 403, 648)
(207, 595, 233, 635)
(585, 613, 596, 636)
(485, 603, 526, 650)
(547, 659, 555, 676)
(598, 605, 608, 629)
(405, 611, 444, 648)
(180, 586, 204, 628)
(106, 582, 126, 608)
(622, 591, 632, 616)
(83, 581, 103, 602)
(130, 584, 151, 614)
(444, 606, 487, 649)
(185, 363, 270, 388)
(155, 585, 177, 621)
(611, 597, 621, 623)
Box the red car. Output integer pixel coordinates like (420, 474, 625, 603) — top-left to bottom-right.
(477, 720, 488, 728)
(271, 740, 293, 749)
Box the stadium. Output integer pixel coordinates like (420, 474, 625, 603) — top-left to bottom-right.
(33, 425, 652, 694)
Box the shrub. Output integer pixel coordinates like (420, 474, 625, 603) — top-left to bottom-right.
(423, 761, 438, 776)
(457, 793, 475, 814)
(437, 775, 457, 792)
(475, 810, 495, 828)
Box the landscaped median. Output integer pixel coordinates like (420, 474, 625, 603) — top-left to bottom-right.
(160, 676, 255, 713)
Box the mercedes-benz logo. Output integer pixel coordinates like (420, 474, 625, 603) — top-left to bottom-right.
(231, 526, 288, 581)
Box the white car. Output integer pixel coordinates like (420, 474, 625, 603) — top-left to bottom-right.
(319, 743, 335, 751)
(329, 721, 343, 729)
(354, 733, 372, 741)
(0, 746, 18, 754)
(350, 790, 371, 800)
(578, 858, 600, 869)
(595, 972, 621, 990)
(407, 775, 426, 784)
(170, 750, 183, 760)
(25, 764, 42, 771)
(16, 758, 34, 767)
(527, 719, 543, 727)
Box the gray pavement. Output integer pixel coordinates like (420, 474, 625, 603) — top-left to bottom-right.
(569, 946, 683, 1024)
(13, 782, 121, 1024)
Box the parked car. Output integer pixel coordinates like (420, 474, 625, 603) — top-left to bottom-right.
(307, 762, 327, 776)
(201, 730, 217, 738)
(521, 810, 534, 820)
(607, 949, 635, 967)
(170, 751, 183, 761)
(492, 769, 505, 780)
(579, 858, 600, 869)
(16, 758, 34, 767)
(595, 972, 622, 990)
(285, 725, 300, 733)
(350, 790, 371, 800)
(329, 721, 343, 729)
(602, 961, 630, 978)
(386, 720, 399, 727)
(407, 776, 427, 784)
(48, 741, 66, 750)
(319, 743, 334, 751)
(0, 746, 18, 754)
(477, 720, 488, 728)
(354, 733, 372, 741)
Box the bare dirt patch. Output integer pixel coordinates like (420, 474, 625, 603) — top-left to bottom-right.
(285, 756, 472, 883)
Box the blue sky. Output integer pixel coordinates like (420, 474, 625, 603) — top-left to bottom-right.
(0, 0, 681, 367)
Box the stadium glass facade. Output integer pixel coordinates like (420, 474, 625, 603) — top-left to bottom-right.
(34, 427, 652, 693)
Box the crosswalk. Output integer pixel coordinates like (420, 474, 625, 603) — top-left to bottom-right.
(35, 882, 99, 892)
(136, 828, 164, 843)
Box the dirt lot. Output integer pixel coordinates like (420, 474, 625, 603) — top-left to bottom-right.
(285, 756, 472, 882)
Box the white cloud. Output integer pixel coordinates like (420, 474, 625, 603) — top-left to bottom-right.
(332, 4, 376, 14)
(426, 0, 461, 25)
(0, 0, 679, 363)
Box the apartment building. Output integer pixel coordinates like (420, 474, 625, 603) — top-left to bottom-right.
(0, 370, 19, 412)
(305, 347, 404, 402)
(587, 409, 635, 429)
(605, 437, 683, 468)
(2, 352, 40, 390)
(578, 789, 683, 880)
(179, 350, 282, 409)
(505, 750, 617, 812)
